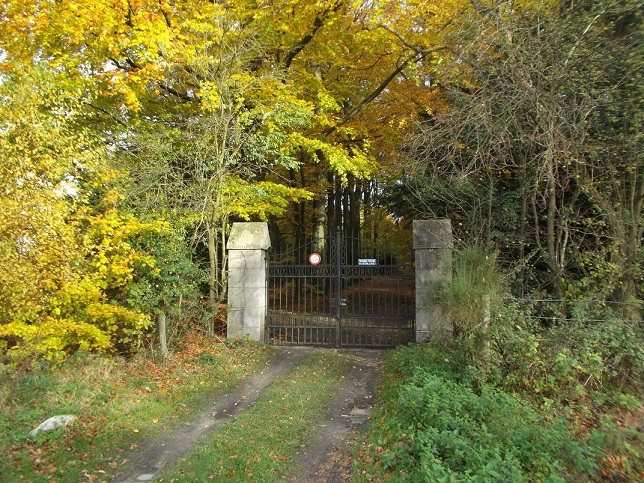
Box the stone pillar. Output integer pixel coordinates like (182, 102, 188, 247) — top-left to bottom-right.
(414, 219, 453, 342)
(226, 222, 271, 342)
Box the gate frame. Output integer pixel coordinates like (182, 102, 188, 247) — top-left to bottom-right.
(265, 227, 415, 348)
(225, 220, 454, 344)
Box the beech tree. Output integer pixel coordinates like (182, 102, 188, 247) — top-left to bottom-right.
(258, 0, 472, 249)
(0, 68, 167, 361)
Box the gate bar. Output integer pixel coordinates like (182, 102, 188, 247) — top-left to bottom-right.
(335, 227, 341, 347)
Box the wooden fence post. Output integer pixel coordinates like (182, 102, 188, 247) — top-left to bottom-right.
(158, 313, 168, 361)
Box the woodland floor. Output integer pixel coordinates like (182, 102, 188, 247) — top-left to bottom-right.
(111, 346, 385, 482)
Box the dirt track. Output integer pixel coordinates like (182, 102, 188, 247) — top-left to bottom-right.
(112, 347, 385, 482)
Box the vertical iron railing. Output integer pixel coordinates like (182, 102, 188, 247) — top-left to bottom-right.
(334, 228, 342, 347)
(266, 229, 414, 348)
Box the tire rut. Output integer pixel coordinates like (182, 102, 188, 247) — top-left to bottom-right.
(112, 346, 313, 482)
(293, 349, 386, 482)
(112, 346, 385, 482)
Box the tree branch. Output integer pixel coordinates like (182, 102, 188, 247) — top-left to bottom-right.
(83, 102, 128, 127)
(373, 23, 455, 54)
(158, 83, 195, 102)
(280, 1, 343, 70)
(324, 52, 431, 136)
(159, 0, 172, 28)
(281, 17, 324, 70)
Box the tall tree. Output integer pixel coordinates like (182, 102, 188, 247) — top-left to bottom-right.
(259, 0, 472, 247)
(403, 0, 643, 301)
(0, 67, 170, 361)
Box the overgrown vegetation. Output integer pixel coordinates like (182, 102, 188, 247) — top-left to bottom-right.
(356, 2, 643, 476)
(356, 345, 596, 481)
(357, 246, 643, 481)
(0, 0, 641, 479)
(395, 0, 642, 304)
(0, 333, 275, 482)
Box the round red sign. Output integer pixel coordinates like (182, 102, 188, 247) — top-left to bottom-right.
(308, 252, 322, 265)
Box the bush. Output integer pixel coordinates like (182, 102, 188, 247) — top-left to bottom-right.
(357, 345, 595, 481)
(432, 246, 505, 334)
(490, 300, 644, 401)
(429, 245, 506, 372)
(0, 209, 206, 366)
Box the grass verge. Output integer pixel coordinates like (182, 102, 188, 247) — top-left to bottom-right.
(0, 332, 276, 482)
(158, 349, 352, 482)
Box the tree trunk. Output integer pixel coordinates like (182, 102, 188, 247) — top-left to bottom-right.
(208, 223, 218, 309)
(519, 155, 528, 297)
(326, 172, 336, 245)
(312, 168, 328, 255)
(546, 156, 563, 297)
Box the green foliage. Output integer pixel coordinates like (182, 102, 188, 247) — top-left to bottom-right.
(359, 290, 643, 481)
(590, 413, 644, 481)
(482, 298, 643, 479)
(356, 345, 595, 481)
(490, 301, 644, 401)
(126, 216, 205, 317)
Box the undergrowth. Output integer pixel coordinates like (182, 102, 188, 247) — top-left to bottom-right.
(355, 245, 642, 481)
(355, 344, 597, 481)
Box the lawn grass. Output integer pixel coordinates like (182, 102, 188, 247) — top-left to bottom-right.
(158, 349, 353, 482)
(0, 333, 276, 482)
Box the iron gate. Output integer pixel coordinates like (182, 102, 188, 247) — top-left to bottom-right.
(266, 230, 415, 348)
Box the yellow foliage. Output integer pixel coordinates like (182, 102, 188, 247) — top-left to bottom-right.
(0, 71, 163, 362)
(198, 81, 222, 111)
(284, 132, 378, 181)
(224, 177, 313, 221)
(0, 318, 112, 363)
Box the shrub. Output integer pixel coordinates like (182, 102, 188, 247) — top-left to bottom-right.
(490, 300, 644, 401)
(429, 246, 506, 371)
(357, 345, 596, 482)
(432, 246, 505, 334)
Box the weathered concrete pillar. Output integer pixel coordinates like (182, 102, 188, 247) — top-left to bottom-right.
(226, 222, 271, 342)
(414, 219, 453, 342)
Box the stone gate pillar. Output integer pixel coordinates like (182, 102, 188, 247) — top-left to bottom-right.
(226, 222, 271, 342)
(414, 219, 453, 342)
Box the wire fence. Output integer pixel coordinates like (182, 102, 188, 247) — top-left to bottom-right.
(508, 298, 642, 325)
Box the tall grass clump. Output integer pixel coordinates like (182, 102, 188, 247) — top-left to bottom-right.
(430, 245, 505, 365)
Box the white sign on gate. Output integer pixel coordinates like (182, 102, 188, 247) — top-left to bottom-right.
(358, 258, 377, 266)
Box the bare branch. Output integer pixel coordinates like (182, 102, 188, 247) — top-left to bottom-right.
(83, 102, 128, 127)
(158, 83, 195, 102)
(372, 23, 455, 54)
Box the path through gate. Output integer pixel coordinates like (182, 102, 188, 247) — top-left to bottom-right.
(266, 230, 414, 348)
